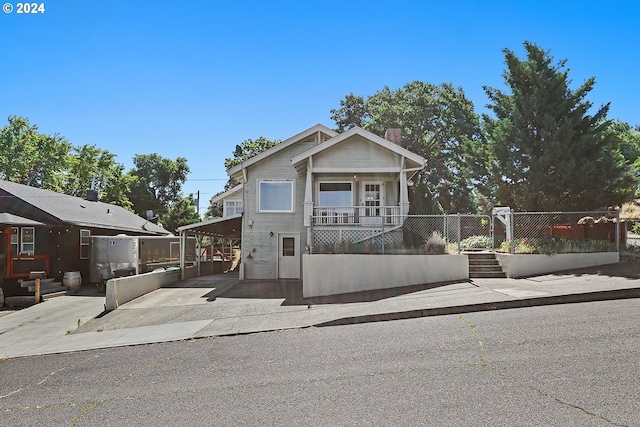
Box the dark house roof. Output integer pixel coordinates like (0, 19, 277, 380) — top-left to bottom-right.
(0, 212, 45, 226)
(0, 180, 170, 235)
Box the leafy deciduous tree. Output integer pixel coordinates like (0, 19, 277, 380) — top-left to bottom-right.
(64, 144, 133, 209)
(0, 115, 71, 191)
(331, 82, 484, 213)
(127, 154, 195, 231)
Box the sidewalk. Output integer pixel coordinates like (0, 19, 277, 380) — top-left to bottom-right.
(1, 261, 639, 359)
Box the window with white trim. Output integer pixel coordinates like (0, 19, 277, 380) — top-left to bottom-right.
(317, 181, 354, 224)
(258, 181, 294, 213)
(80, 229, 90, 259)
(20, 227, 35, 255)
(224, 200, 243, 217)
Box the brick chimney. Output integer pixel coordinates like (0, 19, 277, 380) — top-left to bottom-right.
(384, 128, 402, 146)
(86, 189, 98, 202)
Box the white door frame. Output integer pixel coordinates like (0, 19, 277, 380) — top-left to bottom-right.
(361, 181, 385, 224)
(277, 232, 300, 279)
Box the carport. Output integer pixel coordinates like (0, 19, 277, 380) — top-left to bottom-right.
(176, 214, 242, 280)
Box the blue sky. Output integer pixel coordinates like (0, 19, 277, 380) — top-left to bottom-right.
(2, 0, 639, 213)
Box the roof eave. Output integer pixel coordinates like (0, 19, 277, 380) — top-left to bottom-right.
(227, 124, 338, 176)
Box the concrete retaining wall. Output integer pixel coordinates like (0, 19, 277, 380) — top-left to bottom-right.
(105, 269, 182, 311)
(303, 254, 468, 298)
(495, 252, 620, 278)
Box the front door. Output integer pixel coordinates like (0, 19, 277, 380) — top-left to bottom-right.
(278, 233, 300, 279)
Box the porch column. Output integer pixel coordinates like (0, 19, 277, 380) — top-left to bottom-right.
(179, 230, 186, 280)
(303, 157, 314, 226)
(400, 157, 410, 216)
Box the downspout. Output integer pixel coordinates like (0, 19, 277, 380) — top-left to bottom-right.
(239, 165, 247, 280)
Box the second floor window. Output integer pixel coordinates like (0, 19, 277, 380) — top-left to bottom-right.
(258, 181, 294, 213)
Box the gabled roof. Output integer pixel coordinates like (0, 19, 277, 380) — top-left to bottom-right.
(0, 212, 45, 226)
(291, 126, 425, 168)
(227, 124, 338, 176)
(0, 180, 170, 235)
(209, 184, 243, 204)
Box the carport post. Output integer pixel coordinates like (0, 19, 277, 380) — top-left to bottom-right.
(180, 230, 186, 280)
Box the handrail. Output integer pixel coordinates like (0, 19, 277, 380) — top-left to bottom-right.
(312, 206, 401, 226)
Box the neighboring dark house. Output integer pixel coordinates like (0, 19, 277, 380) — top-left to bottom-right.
(0, 180, 170, 294)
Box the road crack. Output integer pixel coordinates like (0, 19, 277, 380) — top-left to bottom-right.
(458, 315, 628, 427)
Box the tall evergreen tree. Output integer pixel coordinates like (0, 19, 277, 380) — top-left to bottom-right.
(483, 42, 636, 211)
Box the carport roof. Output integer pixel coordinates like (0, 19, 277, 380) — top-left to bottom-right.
(176, 214, 242, 238)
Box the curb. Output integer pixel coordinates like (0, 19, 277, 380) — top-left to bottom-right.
(314, 288, 640, 327)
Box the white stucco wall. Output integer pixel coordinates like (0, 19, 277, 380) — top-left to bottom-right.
(495, 252, 619, 278)
(302, 254, 468, 298)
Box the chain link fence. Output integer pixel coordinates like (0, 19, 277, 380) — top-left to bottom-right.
(623, 217, 640, 247)
(310, 210, 624, 254)
(310, 214, 492, 254)
(491, 210, 620, 254)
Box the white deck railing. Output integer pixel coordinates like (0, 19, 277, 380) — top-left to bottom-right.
(312, 206, 401, 226)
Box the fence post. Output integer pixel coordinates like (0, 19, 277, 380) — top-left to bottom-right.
(490, 215, 495, 250)
(381, 218, 385, 255)
(509, 210, 515, 254)
(443, 215, 448, 244)
(616, 210, 620, 253)
(457, 213, 461, 253)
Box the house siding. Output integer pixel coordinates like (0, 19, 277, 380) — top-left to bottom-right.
(313, 135, 402, 169)
(242, 139, 316, 279)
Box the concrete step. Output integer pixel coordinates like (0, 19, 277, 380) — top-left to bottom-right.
(468, 259, 501, 266)
(469, 265, 504, 272)
(20, 278, 55, 288)
(27, 282, 65, 293)
(466, 252, 506, 278)
(469, 271, 507, 278)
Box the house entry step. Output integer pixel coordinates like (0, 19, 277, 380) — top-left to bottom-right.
(465, 251, 506, 278)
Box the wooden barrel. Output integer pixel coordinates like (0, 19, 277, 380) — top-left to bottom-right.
(63, 271, 82, 293)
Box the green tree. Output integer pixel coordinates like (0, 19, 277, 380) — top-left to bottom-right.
(330, 82, 484, 213)
(160, 194, 201, 234)
(205, 190, 225, 220)
(483, 42, 637, 210)
(127, 154, 195, 230)
(608, 121, 640, 198)
(224, 137, 280, 170)
(63, 144, 133, 209)
(0, 115, 72, 191)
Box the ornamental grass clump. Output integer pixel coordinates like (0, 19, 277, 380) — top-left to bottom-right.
(425, 231, 446, 254)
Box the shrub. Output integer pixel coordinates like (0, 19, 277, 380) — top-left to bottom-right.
(500, 236, 615, 255)
(459, 235, 492, 249)
(425, 231, 446, 254)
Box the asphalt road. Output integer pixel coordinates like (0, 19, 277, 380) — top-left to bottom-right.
(1, 299, 638, 427)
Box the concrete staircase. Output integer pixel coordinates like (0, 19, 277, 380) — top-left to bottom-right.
(465, 251, 506, 278)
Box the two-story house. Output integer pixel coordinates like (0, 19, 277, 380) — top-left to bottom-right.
(180, 124, 425, 281)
